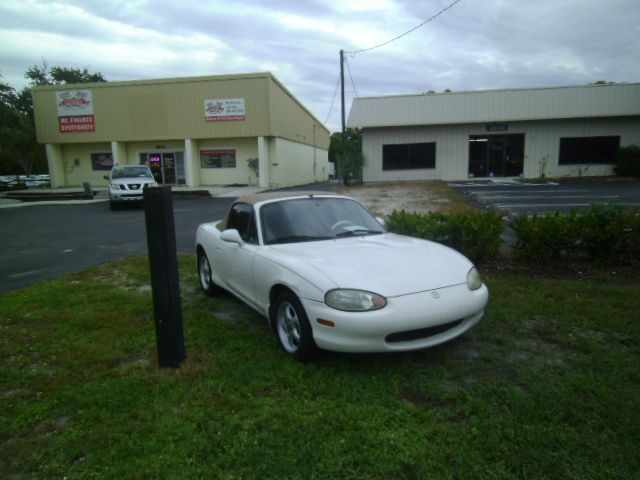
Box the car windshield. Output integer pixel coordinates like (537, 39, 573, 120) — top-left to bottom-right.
(260, 197, 385, 245)
(111, 167, 153, 179)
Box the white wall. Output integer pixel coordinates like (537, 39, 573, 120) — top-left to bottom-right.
(361, 116, 640, 181)
(268, 137, 329, 188)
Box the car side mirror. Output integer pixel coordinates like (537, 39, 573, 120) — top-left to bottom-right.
(220, 229, 244, 245)
(103, 175, 109, 180)
(376, 217, 386, 227)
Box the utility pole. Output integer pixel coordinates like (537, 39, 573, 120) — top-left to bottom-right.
(339, 49, 346, 184)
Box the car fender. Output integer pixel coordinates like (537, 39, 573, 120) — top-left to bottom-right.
(252, 250, 333, 315)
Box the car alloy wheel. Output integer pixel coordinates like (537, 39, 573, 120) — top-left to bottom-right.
(197, 250, 221, 296)
(273, 291, 319, 361)
(277, 301, 301, 353)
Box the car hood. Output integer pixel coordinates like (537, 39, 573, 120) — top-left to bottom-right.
(267, 233, 473, 297)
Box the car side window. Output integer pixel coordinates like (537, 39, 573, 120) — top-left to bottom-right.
(226, 203, 257, 244)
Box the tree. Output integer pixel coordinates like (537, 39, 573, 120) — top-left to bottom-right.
(25, 62, 106, 86)
(0, 75, 26, 175)
(329, 128, 364, 185)
(0, 62, 106, 176)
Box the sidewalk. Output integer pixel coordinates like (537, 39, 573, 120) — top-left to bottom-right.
(0, 185, 266, 209)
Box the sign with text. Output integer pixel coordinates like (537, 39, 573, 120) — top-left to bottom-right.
(59, 115, 95, 132)
(56, 90, 95, 133)
(486, 124, 508, 132)
(204, 98, 245, 122)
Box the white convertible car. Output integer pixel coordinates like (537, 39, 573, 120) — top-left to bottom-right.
(195, 192, 488, 360)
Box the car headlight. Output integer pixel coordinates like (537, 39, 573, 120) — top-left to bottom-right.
(110, 183, 121, 190)
(466, 267, 483, 291)
(325, 289, 387, 312)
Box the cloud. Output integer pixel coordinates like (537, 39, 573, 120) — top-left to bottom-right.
(0, 0, 638, 132)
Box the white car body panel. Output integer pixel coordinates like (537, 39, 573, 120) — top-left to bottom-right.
(195, 194, 488, 353)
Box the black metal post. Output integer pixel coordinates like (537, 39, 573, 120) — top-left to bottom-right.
(143, 186, 186, 368)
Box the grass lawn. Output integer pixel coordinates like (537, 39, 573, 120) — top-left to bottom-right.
(1, 255, 639, 479)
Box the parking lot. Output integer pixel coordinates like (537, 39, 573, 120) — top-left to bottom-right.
(449, 180, 640, 216)
(2, 179, 638, 294)
(0, 197, 234, 294)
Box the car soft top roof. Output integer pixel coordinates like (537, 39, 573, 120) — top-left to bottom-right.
(219, 191, 345, 230)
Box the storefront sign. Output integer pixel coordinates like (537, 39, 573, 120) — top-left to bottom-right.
(59, 115, 95, 132)
(56, 90, 95, 133)
(204, 98, 245, 122)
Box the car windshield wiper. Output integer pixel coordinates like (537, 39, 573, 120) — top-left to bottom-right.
(268, 235, 333, 245)
(334, 229, 384, 238)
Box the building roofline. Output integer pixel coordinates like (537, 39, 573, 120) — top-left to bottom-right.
(31, 72, 274, 91)
(32, 71, 330, 135)
(353, 82, 640, 102)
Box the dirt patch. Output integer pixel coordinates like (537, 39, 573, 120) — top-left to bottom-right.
(335, 181, 473, 218)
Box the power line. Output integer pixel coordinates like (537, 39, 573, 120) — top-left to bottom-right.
(345, 0, 463, 54)
(323, 75, 340, 125)
(345, 57, 358, 97)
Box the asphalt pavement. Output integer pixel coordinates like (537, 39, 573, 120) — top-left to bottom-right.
(449, 180, 640, 216)
(0, 181, 341, 294)
(0, 197, 234, 294)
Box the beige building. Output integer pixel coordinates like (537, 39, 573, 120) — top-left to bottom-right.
(347, 83, 640, 181)
(33, 73, 330, 188)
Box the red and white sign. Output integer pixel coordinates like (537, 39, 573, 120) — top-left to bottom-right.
(59, 115, 95, 132)
(56, 90, 95, 133)
(204, 98, 245, 122)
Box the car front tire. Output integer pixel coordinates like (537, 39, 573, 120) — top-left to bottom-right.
(273, 291, 319, 361)
(197, 250, 222, 296)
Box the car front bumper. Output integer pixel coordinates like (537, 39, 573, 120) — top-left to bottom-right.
(109, 191, 145, 202)
(301, 283, 488, 353)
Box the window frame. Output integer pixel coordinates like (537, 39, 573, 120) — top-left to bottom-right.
(382, 142, 436, 171)
(226, 203, 258, 244)
(90, 152, 114, 171)
(200, 149, 237, 169)
(558, 136, 620, 166)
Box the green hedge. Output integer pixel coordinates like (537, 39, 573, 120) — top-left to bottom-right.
(386, 209, 505, 262)
(512, 203, 640, 263)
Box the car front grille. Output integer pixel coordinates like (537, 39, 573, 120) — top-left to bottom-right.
(127, 184, 141, 190)
(385, 319, 464, 343)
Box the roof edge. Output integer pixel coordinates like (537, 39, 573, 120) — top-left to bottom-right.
(31, 72, 274, 91)
(352, 82, 640, 102)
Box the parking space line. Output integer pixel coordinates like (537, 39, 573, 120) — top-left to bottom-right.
(473, 189, 593, 194)
(8, 269, 43, 279)
(478, 195, 620, 200)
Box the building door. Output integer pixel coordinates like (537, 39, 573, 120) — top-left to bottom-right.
(139, 152, 186, 185)
(468, 134, 524, 177)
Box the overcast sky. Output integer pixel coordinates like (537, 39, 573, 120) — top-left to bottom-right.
(1, 0, 639, 132)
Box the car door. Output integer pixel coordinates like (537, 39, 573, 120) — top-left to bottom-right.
(216, 203, 259, 305)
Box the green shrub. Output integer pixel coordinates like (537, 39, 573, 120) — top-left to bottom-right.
(579, 203, 640, 261)
(615, 145, 640, 177)
(512, 203, 640, 264)
(387, 209, 505, 262)
(512, 210, 580, 262)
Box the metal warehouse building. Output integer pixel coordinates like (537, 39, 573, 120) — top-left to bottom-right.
(347, 83, 640, 181)
(33, 73, 330, 188)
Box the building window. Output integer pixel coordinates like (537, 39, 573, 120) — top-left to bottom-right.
(91, 152, 114, 171)
(201, 149, 236, 168)
(382, 143, 436, 170)
(558, 136, 620, 165)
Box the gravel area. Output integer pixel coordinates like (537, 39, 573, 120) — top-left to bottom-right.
(335, 181, 469, 217)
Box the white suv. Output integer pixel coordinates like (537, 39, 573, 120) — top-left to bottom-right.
(105, 165, 157, 210)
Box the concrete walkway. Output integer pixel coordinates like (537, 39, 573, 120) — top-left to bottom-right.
(0, 185, 266, 209)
